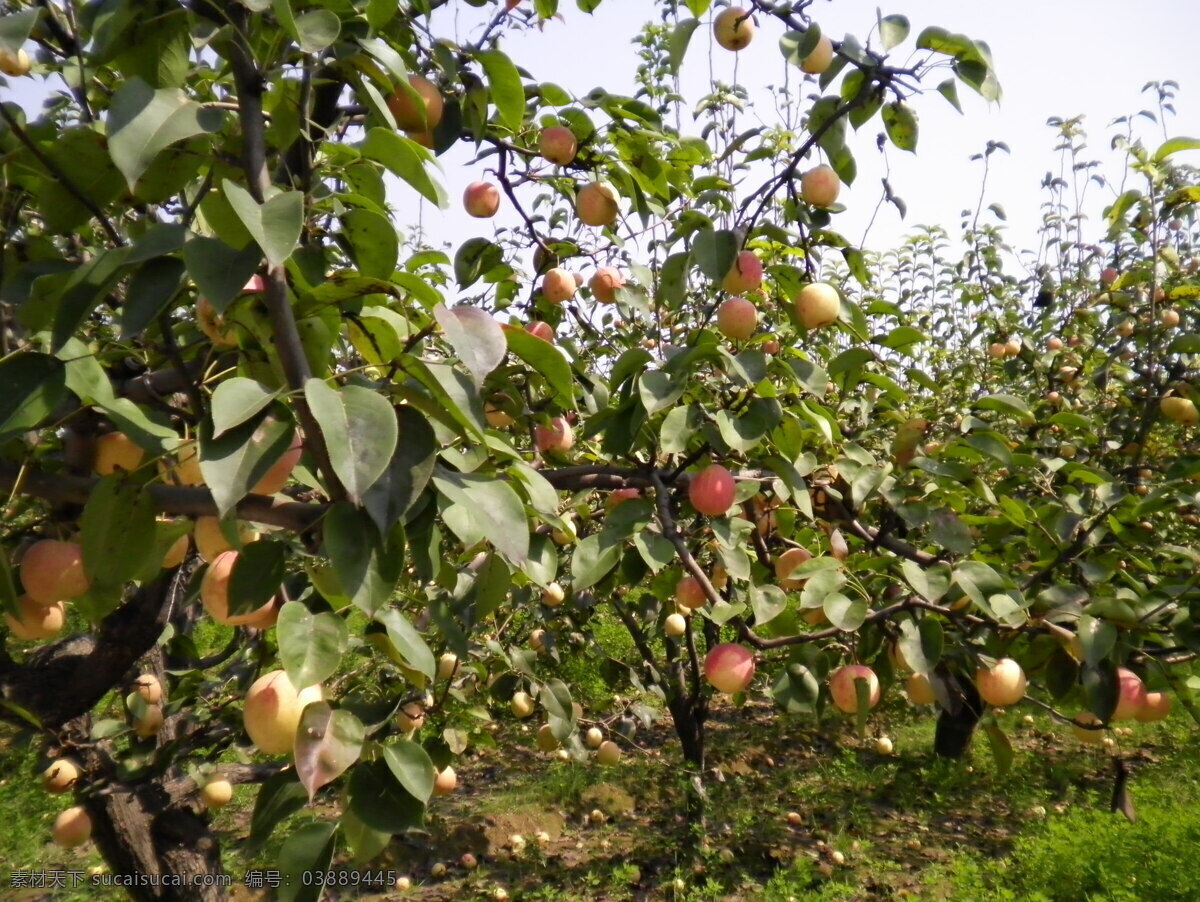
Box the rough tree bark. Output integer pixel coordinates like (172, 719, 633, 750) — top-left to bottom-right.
(2, 567, 232, 900)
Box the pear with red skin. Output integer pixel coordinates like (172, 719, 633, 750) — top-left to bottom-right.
(525, 321, 554, 342)
(576, 182, 619, 227)
(590, 267, 626, 304)
(388, 75, 443, 132)
(722, 251, 763, 294)
(829, 665, 881, 713)
(20, 540, 89, 605)
(538, 126, 577, 165)
(717, 297, 758, 341)
(689, 464, 735, 515)
(542, 268, 577, 305)
(975, 658, 1027, 708)
(801, 165, 841, 207)
(704, 643, 755, 693)
(463, 181, 501, 218)
(534, 417, 574, 454)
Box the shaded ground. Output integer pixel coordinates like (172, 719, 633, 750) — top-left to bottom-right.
(5, 698, 1192, 902)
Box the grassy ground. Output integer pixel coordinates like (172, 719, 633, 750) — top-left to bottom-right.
(3, 699, 1197, 901)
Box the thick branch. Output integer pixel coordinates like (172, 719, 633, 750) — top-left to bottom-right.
(0, 463, 326, 532)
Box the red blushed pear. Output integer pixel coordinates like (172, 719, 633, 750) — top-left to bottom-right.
(525, 320, 555, 342)
(716, 297, 758, 341)
(675, 576, 707, 611)
(590, 267, 626, 304)
(607, 487, 640, 508)
(975, 658, 1027, 707)
(829, 664, 881, 713)
(20, 540, 89, 605)
(794, 282, 841, 329)
(721, 251, 763, 294)
(712, 7, 755, 52)
(200, 551, 280, 628)
(704, 643, 755, 693)
(251, 430, 302, 495)
(463, 181, 501, 218)
(388, 74, 443, 132)
(541, 267, 577, 305)
(576, 182, 619, 228)
(1135, 691, 1171, 722)
(800, 165, 841, 208)
(538, 126, 577, 165)
(1112, 667, 1147, 721)
(688, 464, 736, 516)
(774, 546, 813, 590)
(534, 417, 574, 454)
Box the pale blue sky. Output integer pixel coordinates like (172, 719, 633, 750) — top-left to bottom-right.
(427, 0, 1200, 266)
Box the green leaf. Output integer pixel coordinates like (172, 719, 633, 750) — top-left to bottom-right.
(80, 477, 157, 596)
(982, 722, 1013, 775)
(750, 584, 787, 626)
(210, 378, 279, 439)
(974, 393, 1035, 424)
(824, 593, 867, 631)
(475, 49, 525, 132)
(937, 78, 963, 113)
(341, 208, 398, 280)
(453, 237, 504, 289)
(930, 509, 973, 554)
(361, 128, 449, 208)
(278, 601, 349, 689)
(1153, 136, 1200, 162)
(325, 504, 397, 615)
(639, 370, 686, 415)
(900, 560, 951, 603)
(292, 9, 340, 52)
(0, 353, 67, 439)
(247, 772, 308, 855)
(691, 228, 739, 282)
(363, 407, 437, 535)
(897, 617, 943, 673)
(668, 19, 700, 75)
(120, 257, 184, 339)
(348, 759, 425, 833)
(228, 539, 288, 617)
(107, 78, 221, 188)
(181, 237, 262, 312)
(881, 101, 918, 152)
(571, 533, 621, 589)
(294, 703, 363, 801)
(431, 469, 529, 564)
(878, 14, 910, 50)
(221, 180, 303, 268)
(304, 380, 398, 503)
(276, 821, 337, 902)
(382, 739, 437, 802)
(434, 304, 506, 389)
(0, 9, 39, 54)
(199, 414, 296, 516)
(375, 607, 436, 679)
(504, 326, 575, 408)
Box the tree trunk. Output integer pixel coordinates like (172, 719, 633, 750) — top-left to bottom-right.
(85, 782, 228, 902)
(667, 693, 707, 827)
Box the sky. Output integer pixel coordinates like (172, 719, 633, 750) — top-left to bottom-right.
(422, 0, 1200, 268)
(6, 1, 1197, 267)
